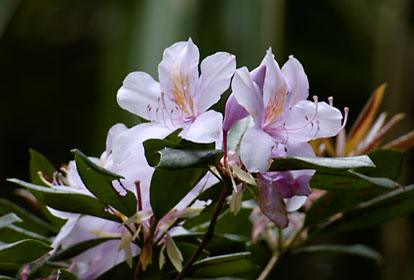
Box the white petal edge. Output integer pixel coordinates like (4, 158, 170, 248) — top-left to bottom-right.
(240, 127, 274, 173)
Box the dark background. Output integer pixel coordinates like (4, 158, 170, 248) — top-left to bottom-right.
(1, 0, 413, 279)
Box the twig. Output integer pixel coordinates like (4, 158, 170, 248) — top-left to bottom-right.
(174, 185, 230, 280)
(257, 252, 279, 280)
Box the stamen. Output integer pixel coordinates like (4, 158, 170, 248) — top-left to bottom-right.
(338, 107, 349, 133)
(284, 95, 319, 132)
(328, 96, 334, 106)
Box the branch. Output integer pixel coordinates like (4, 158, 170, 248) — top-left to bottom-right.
(175, 185, 230, 280)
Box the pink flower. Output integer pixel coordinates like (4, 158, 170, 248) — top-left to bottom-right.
(117, 38, 236, 143)
(230, 49, 344, 172)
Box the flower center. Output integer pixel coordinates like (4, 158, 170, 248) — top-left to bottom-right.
(263, 82, 287, 127)
(170, 71, 195, 116)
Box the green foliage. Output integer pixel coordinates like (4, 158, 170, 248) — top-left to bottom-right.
(8, 179, 119, 222)
(150, 168, 207, 221)
(0, 239, 51, 263)
(74, 150, 137, 216)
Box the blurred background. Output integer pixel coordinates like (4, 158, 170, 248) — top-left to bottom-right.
(0, 0, 413, 279)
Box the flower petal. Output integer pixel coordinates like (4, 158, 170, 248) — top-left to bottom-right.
(284, 196, 307, 212)
(195, 52, 236, 112)
(117, 72, 161, 120)
(159, 39, 199, 115)
(223, 93, 249, 132)
(281, 55, 309, 107)
(284, 101, 343, 142)
(232, 67, 264, 127)
(251, 64, 266, 90)
(240, 127, 274, 172)
(258, 175, 288, 228)
(179, 110, 223, 143)
(105, 123, 128, 153)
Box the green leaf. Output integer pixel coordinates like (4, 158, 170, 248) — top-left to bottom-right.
(8, 179, 119, 223)
(213, 208, 253, 240)
(269, 155, 375, 173)
(71, 149, 123, 179)
(348, 170, 401, 189)
(56, 269, 77, 280)
(153, 149, 224, 170)
(0, 276, 14, 279)
(0, 224, 52, 243)
(0, 239, 51, 263)
(0, 213, 22, 230)
(321, 185, 414, 234)
(355, 149, 404, 180)
(50, 238, 118, 261)
(291, 244, 383, 265)
(144, 138, 181, 167)
(29, 149, 56, 185)
(150, 168, 207, 220)
(0, 199, 57, 235)
(189, 252, 256, 278)
(74, 152, 137, 216)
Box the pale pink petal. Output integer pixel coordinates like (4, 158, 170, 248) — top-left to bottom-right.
(232, 67, 264, 127)
(117, 72, 161, 120)
(105, 123, 128, 153)
(284, 101, 342, 142)
(261, 48, 287, 109)
(178, 110, 223, 143)
(222, 93, 249, 132)
(158, 39, 199, 115)
(240, 127, 274, 173)
(284, 196, 307, 212)
(195, 52, 236, 112)
(281, 55, 309, 107)
(285, 141, 315, 157)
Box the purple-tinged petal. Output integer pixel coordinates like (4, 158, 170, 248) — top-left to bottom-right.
(240, 127, 274, 172)
(159, 39, 199, 116)
(258, 175, 288, 228)
(251, 64, 266, 90)
(281, 55, 309, 107)
(195, 52, 236, 112)
(117, 72, 162, 121)
(285, 141, 315, 157)
(232, 67, 264, 127)
(223, 93, 249, 132)
(179, 110, 223, 143)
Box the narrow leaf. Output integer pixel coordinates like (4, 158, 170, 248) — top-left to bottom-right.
(154, 149, 223, 170)
(29, 149, 56, 186)
(8, 179, 119, 222)
(71, 149, 123, 179)
(0, 239, 51, 263)
(382, 130, 414, 151)
(0, 213, 22, 230)
(269, 155, 375, 173)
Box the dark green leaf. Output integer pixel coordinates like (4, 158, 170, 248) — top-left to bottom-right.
(154, 149, 224, 170)
(213, 208, 253, 240)
(8, 179, 119, 223)
(29, 149, 56, 186)
(50, 238, 118, 261)
(0, 239, 51, 263)
(0, 199, 57, 235)
(0, 224, 52, 243)
(321, 185, 414, 234)
(0, 276, 14, 279)
(348, 170, 401, 189)
(74, 152, 137, 216)
(150, 168, 206, 220)
(189, 252, 256, 278)
(269, 155, 375, 173)
(71, 149, 123, 180)
(144, 138, 181, 167)
(291, 244, 383, 265)
(0, 213, 21, 230)
(355, 149, 404, 180)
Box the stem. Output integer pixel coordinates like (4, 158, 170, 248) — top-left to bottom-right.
(278, 227, 283, 251)
(175, 185, 230, 280)
(257, 252, 279, 280)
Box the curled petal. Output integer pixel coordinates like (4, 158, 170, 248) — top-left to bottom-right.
(251, 64, 266, 90)
(240, 127, 274, 173)
(284, 196, 308, 212)
(258, 175, 288, 228)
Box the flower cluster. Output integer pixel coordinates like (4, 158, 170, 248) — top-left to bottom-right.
(13, 39, 350, 279)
